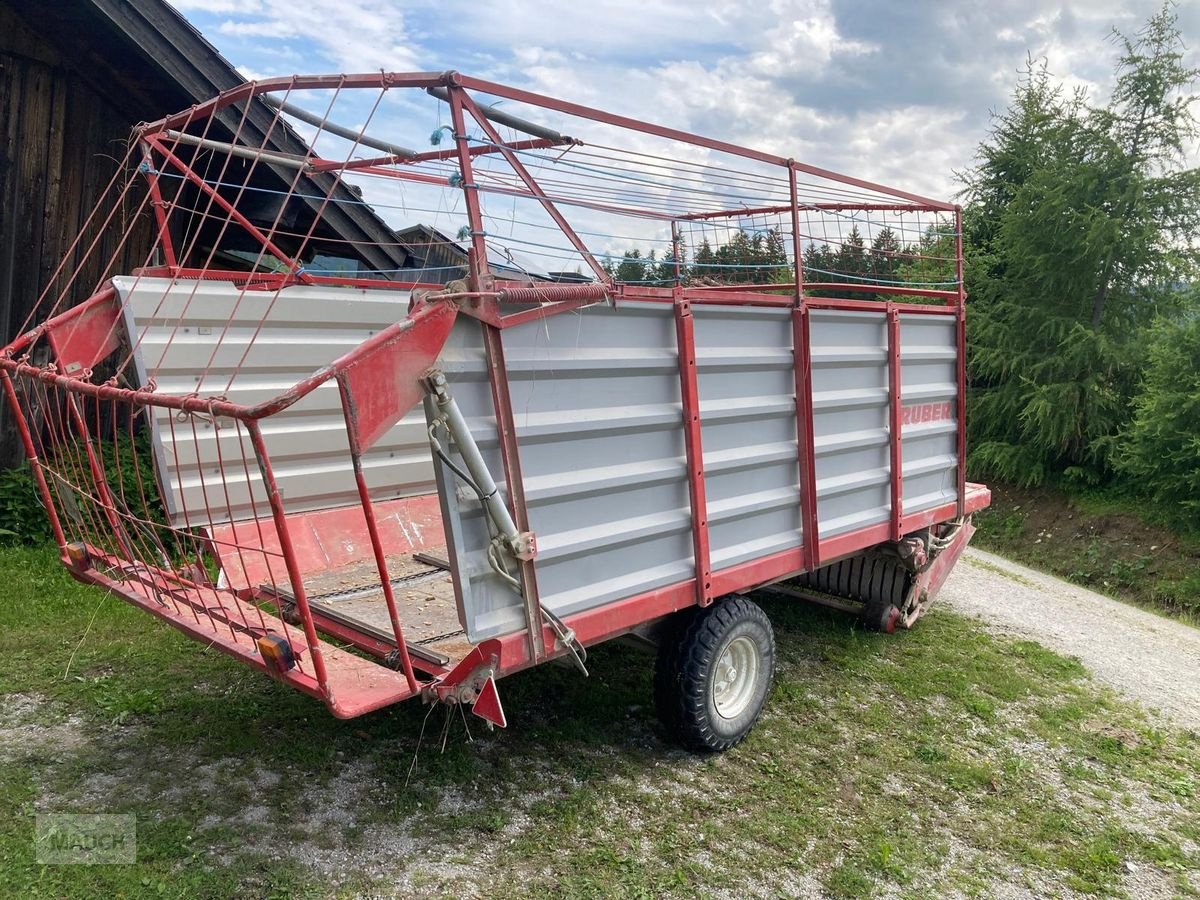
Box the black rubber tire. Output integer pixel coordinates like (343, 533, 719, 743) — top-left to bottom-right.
(654, 595, 775, 753)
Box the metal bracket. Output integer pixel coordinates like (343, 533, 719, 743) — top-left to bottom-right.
(542, 608, 588, 677)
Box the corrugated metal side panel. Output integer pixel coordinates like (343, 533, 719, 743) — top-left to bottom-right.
(505, 302, 694, 620)
(692, 305, 803, 570)
(441, 302, 964, 641)
(809, 309, 891, 539)
(115, 277, 434, 525)
(899, 314, 960, 514)
(439, 302, 695, 638)
(425, 322, 524, 641)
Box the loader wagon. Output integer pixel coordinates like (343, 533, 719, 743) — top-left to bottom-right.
(1, 72, 989, 751)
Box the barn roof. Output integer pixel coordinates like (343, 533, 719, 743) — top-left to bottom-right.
(3, 0, 409, 274)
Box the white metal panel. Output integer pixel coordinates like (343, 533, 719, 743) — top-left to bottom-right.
(809, 309, 891, 538)
(899, 314, 960, 514)
(114, 276, 434, 526)
(438, 302, 695, 639)
(693, 305, 803, 570)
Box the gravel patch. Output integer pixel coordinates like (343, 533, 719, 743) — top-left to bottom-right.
(944, 548, 1200, 731)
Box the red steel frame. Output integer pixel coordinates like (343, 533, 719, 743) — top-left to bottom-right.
(0, 71, 985, 721)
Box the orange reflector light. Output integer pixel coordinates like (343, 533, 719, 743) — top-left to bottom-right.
(256, 634, 296, 673)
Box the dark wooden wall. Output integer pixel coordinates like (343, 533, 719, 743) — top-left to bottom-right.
(0, 4, 156, 467)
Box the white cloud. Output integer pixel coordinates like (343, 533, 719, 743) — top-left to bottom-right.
(171, 0, 1198, 210)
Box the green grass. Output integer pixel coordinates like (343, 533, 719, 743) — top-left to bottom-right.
(1, 543, 1198, 898)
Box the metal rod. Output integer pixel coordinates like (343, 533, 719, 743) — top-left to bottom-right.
(426, 372, 521, 545)
(446, 85, 491, 285)
(147, 135, 313, 285)
(887, 305, 904, 541)
(140, 143, 177, 268)
(954, 206, 968, 519)
(426, 85, 569, 143)
(0, 370, 67, 550)
(246, 420, 331, 693)
(788, 164, 805, 302)
(336, 373, 421, 694)
(479, 329, 546, 663)
(453, 73, 956, 210)
(792, 307, 821, 570)
(674, 298, 712, 607)
(457, 90, 610, 285)
(261, 94, 418, 159)
(162, 130, 310, 168)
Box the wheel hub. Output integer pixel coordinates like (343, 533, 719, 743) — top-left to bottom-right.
(712, 635, 759, 719)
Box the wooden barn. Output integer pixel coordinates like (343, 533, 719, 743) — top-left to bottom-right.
(0, 0, 412, 468)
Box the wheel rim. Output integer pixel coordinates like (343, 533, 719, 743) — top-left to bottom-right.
(712, 635, 760, 719)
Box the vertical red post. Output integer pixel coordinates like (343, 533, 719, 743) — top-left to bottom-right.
(246, 420, 330, 691)
(335, 375, 420, 694)
(787, 163, 806, 300)
(670, 221, 682, 284)
(887, 305, 904, 541)
(139, 142, 177, 269)
(954, 206, 968, 518)
(675, 298, 712, 606)
(446, 84, 492, 285)
(791, 307, 820, 570)
(481, 326, 545, 662)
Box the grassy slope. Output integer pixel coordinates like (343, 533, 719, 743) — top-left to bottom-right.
(1, 545, 1198, 898)
(973, 482, 1200, 622)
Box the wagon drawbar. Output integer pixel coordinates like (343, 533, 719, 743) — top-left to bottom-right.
(1, 71, 989, 751)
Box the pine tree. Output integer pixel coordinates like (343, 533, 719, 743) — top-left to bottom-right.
(963, 4, 1199, 485)
(869, 227, 901, 279)
(614, 249, 646, 284)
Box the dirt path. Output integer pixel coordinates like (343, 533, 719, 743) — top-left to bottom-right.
(944, 547, 1200, 732)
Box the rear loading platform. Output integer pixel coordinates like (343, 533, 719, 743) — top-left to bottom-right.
(289, 556, 469, 668)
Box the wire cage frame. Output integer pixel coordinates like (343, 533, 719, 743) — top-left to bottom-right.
(0, 71, 976, 721)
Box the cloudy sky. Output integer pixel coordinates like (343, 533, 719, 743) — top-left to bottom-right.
(168, 1, 1197, 199)
(162, 1, 1197, 275)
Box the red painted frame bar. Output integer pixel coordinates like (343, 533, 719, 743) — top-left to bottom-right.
(791, 306, 821, 570)
(456, 86, 612, 286)
(887, 306, 904, 541)
(452, 74, 956, 210)
(138, 72, 450, 134)
(139, 142, 177, 268)
(145, 136, 313, 284)
(481, 324, 547, 662)
(244, 420, 331, 694)
(480, 488, 991, 683)
(335, 373, 421, 694)
(954, 206, 968, 518)
(307, 137, 564, 173)
(445, 86, 491, 284)
(679, 202, 950, 221)
(674, 298, 713, 606)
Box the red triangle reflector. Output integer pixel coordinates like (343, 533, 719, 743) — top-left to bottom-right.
(471, 676, 507, 729)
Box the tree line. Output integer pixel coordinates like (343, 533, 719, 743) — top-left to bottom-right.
(603, 223, 953, 300)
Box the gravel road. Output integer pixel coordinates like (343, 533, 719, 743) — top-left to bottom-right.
(942, 547, 1200, 732)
